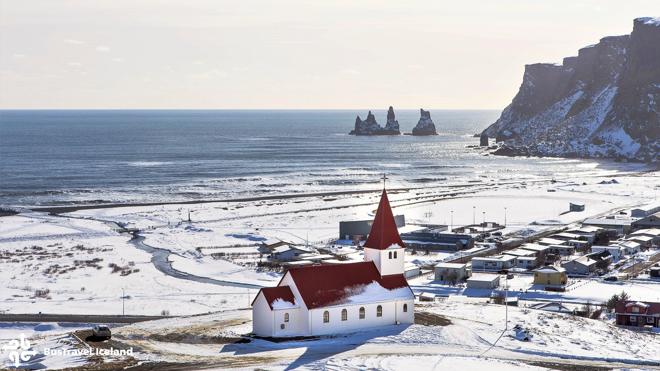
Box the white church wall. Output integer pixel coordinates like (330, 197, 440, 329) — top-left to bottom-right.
(252, 293, 274, 336)
(308, 300, 401, 336)
(272, 307, 306, 337)
(395, 299, 415, 324)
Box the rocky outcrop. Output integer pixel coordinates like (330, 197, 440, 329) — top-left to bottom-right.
(349, 108, 401, 135)
(384, 106, 400, 132)
(411, 109, 438, 136)
(482, 17, 660, 162)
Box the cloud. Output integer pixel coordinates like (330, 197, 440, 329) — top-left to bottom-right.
(112, 57, 124, 62)
(95, 45, 110, 52)
(189, 69, 228, 79)
(64, 39, 85, 45)
(341, 68, 360, 75)
(12, 53, 26, 58)
(67, 62, 83, 67)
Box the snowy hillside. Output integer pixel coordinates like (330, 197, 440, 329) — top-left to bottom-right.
(483, 17, 660, 163)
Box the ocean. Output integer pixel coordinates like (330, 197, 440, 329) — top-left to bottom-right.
(0, 109, 636, 207)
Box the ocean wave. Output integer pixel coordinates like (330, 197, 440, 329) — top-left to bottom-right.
(126, 161, 173, 167)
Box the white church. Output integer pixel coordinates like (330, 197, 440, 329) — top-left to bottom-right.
(251, 188, 415, 337)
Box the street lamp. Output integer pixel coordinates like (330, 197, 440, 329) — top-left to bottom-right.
(504, 207, 508, 227)
(472, 206, 476, 225)
(482, 211, 486, 233)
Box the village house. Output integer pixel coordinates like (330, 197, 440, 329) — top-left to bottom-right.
(617, 240, 642, 255)
(582, 217, 635, 235)
(434, 262, 470, 282)
(561, 256, 598, 275)
(538, 237, 568, 246)
(624, 234, 654, 249)
(470, 255, 516, 271)
(533, 266, 567, 290)
(630, 202, 660, 218)
(629, 228, 660, 246)
(615, 301, 660, 329)
(519, 243, 551, 260)
(546, 244, 576, 256)
(515, 256, 539, 270)
(591, 245, 623, 261)
(565, 225, 601, 243)
(632, 211, 660, 230)
(251, 189, 414, 337)
(466, 273, 500, 289)
(400, 229, 474, 251)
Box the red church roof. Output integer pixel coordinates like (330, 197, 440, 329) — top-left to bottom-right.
(252, 286, 296, 310)
(364, 189, 405, 250)
(281, 261, 412, 309)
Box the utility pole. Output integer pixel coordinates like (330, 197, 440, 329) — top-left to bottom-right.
(450, 210, 454, 233)
(504, 207, 508, 227)
(482, 211, 486, 234)
(472, 206, 476, 225)
(504, 270, 508, 330)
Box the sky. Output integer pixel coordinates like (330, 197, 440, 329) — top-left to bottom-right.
(0, 0, 658, 109)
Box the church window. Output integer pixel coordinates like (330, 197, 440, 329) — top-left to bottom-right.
(284, 313, 289, 322)
(323, 311, 330, 323)
(394, 251, 398, 259)
(359, 307, 365, 319)
(388, 251, 392, 259)
(403, 303, 408, 312)
(341, 309, 348, 321)
(376, 305, 383, 317)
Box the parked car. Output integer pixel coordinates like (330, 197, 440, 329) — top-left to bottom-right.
(92, 325, 111, 339)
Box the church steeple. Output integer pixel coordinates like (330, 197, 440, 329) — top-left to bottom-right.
(364, 187, 406, 276)
(364, 189, 405, 250)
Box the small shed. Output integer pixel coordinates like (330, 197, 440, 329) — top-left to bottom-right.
(466, 274, 500, 289)
(569, 202, 585, 212)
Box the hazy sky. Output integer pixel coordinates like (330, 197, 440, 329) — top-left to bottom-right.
(1, 1, 658, 109)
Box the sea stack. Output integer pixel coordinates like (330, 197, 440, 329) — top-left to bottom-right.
(412, 109, 438, 135)
(349, 108, 401, 135)
(383, 106, 401, 134)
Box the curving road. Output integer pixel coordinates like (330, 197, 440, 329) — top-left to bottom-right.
(128, 233, 264, 290)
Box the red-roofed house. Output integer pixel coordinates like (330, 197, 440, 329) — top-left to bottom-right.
(251, 189, 414, 337)
(615, 300, 660, 329)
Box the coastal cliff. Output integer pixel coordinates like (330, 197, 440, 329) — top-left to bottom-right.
(482, 17, 660, 162)
(350, 107, 401, 135)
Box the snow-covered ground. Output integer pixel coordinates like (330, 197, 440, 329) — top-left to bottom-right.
(1, 169, 659, 317)
(8, 302, 658, 370)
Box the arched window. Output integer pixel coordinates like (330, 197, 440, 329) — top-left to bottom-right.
(394, 251, 398, 259)
(376, 305, 383, 317)
(341, 309, 348, 321)
(403, 303, 408, 312)
(323, 310, 330, 323)
(359, 307, 365, 319)
(388, 251, 392, 259)
(284, 313, 290, 322)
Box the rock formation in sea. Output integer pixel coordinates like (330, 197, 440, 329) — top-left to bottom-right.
(482, 17, 659, 162)
(349, 108, 401, 135)
(383, 106, 400, 133)
(411, 109, 438, 136)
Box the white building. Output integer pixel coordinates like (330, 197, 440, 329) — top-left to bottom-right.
(591, 245, 623, 261)
(434, 262, 469, 282)
(466, 273, 500, 289)
(471, 255, 516, 271)
(252, 189, 415, 337)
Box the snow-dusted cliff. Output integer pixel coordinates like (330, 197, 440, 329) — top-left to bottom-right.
(483, 17, 659, 162)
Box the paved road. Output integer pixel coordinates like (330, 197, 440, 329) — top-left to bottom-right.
(0, 313, 168, 324)
(129, 234, 264, 290)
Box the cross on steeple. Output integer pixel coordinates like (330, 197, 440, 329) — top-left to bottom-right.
(381, 173, 388, 190)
